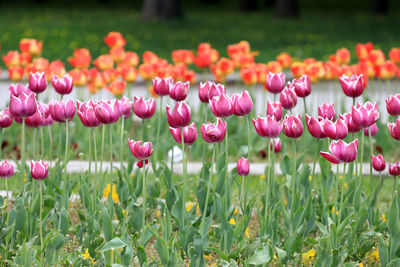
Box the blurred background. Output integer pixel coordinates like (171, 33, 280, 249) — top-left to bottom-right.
(0, 0, 399, 65)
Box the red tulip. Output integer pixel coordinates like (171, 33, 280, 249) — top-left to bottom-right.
(52, 74, 74, 95)
(252, 115, 282, 138)
(339, 74, 365, 98)
(388, 118, 400, 140)
(318, 102, 335, 121)
(30, 160, 49, 180)
(265, 72, 285, 94)
(49, 100, 76, 122)
(0, 161, 14, 178)
(389, 162, 400, 176)
(320, 139, 358, 164)
(208, 82, 225, 100)
(166, 102, 191, 128)
(133, 97, 156, 119)
(232, 90, 253, 116)
(169, 81, 189, 101)
(386, 94, 400, 116)
(323, 118, 348, 140)
(28, 72, 47, 94)
(305, 115, 326, 139)
(280, 87, 297, 110)
(169, 122, 198, 145)
(270, 138, 282, 153)
(77, 102, 100, 127)
(210, 94, 233, 117)
(200, 118, 227, 143)
(292, 75, 311, 98)
(339, 112, 361, 133)
(153, 77, 173, 96)
(283, 114, 303, 138)
(266, 101, 283, 121)
(94, 100, 120, 124)
(364, 123, 378, 137)
(371, 154, 386, 172)
(237, 157, 250, 176)
(128, 140, 153, 159)
(118, 96, 132, 119)
(9, 91, 37, 118)
(351, 102, 379, 128)
(0, 108, 13, 128)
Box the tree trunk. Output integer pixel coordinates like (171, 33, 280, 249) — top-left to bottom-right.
(275, 0, 298, 18)
(142, 0, 183, 21)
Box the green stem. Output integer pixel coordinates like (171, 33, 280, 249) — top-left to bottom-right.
(244, 115, 251, 210)
(291, 139, 297, 208)
(21, 118, 26, 188)
(334, 164, 339, 219)
(33, 128, 37, 159)
(338, 163, 346, 223)
(5, 177, 9, 226)
(109, 124, 113, 178)
(201, 145, 216, 225)
(0, 128, 3, 159)
(225, 123, 229, 214)
(265, 138, 271, 220)
(202, 105, 208, 161)
(359, 130, 365, 186)
(386, 79, 391, 96)
(155, 97, 163, 162)
(142, 166, 147, 229)
(120, 118, 125, 171)
(64, 121, 69, 176)
(100, 124, 105, 173)
(39, 181, 43, 264)
(393, 176, 397, 197)
(48, 126, 53, 161)
(311, 139, 320, 178)
(303, 97, 307, 115)
(142, 119, 145, 140)
(40, 127, 44, 159)
(93, 128, 98, 176)
(88, 128, 92, 175)
(369, 128, 373, 195)
(181, 128, 187, 226)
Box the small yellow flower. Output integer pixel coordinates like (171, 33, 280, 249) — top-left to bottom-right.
(380, 213, 387, 222)
(359, 263, 363, 267)
(186, 202, 195, 212)
(122, 209, 128, 218)
(130, 173, 135, 178)
(283, 200, 287, 206)
(103, 184, 111, 199)
(353, 172, 356, 176)
(229, 218, 236, 225)
(208, 263, 217, 267)
(24, 172, 27, 183)
(82, 248, 90, 260)
(245, 227, 250, 238)
(366, 248, 379, 262)
(339, 175, 343, 180)
(260, 174, 265, 180)
(204, 254, 213, 261)
(155, 210, 161, 218)
(344, 183, 348, 190)
(302, 249, 316, 265)
(233, 208, 238, 215)
(111, 185, 120, 205)
(4, 200, 7, 207)
(196, 204, 201, 216)
(331, 206, 338, 215)
(309, 175, 312, 181)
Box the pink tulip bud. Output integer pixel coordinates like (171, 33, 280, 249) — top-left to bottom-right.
(30, 160, 49, 180)
(169, 81, 189, 101)
(128, 140, 154, 159)
(318, 102, 335, 121)
(25, 103, 44, 128)
(28, 72, 47, 93)
(371, 154, 385, 172)
(200, 118, 227, 143)
(339, 74, 365, 98)
(389, 162, 400, 176)
(136, 159, 149, 168)
(49, 100, 76, 122)
(0, 108, 13, 128)
(208, 82, 225, 100)
(199, 81, 212, 103)
(283, 114, 303, 139)
(52, 74, 74, 95)
(210, 94, 233, 117)
(323, 118, 348, 140)
(280, 87, 297, 110)
(339, 113, 361, 133)
(118, 96, 132, 119)
(270, 138, 282, 153)
(320, 139, 358, 164)
(352, 102, 379, 128)
(266, 101, 283, 121)
(9, 83, 31, 96)
(153, 77, 173, 96)
(9, 91, 37, 118)
(292, 75, 311, 98)
(386, 94, 400, 116)
(232, 90, 253, 116)
(166, 102, 191, 128)
(169, 122, 198, 145)
(237, 157, 250, 176)
(77, 102, 100, 128)
(252, 115, 282, 138)
(94, 99, 120, 124)
(133, 97, 156, 119)
(364, 123, 378, 137)
(388, 118, 400, 140)
(305, 115, 326, 139)
(0, 161, 14, 178)
(265, 72, 285, 94)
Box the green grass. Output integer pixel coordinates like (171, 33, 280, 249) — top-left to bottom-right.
(0, 7, 400, 68)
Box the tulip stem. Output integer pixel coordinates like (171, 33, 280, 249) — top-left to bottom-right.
(48, 126, 53, 161)
(21, 118, 26, 188)
(181, 128, 187, 226)
(33, 128, 37, 159)
(202, 105, 208, 161)
(303, 97, 307, 115)
(359, 130, 365, 186)
(312, 139, 320, 178)
(244, 115, 251, 211)
(225, 123, 229, 213)
(265, 138, 272, 221)
(393, 176, 397, 197)
(338, 163, 346, 223)
(155, 97, 163, 163)
(240, 175, 245, 213)
(39, 180, 43, 264)
(142, 119, 145, 140)
(369, 128, 373, 195)
(142, 165, 148, 230)
(291, 139, 297, 208)
(334, 164, 339, 220)
(120, 118, 125, 171)
(378, 173, 382, 206)
(100, 124, 105, 173)
(170, 146, 174, 174)
(93, 128, 98, 176)
(88, 129, 92, 175)
(109, 125, 113, 178)
(64, 121, 69, 176)
(5, 177, 9, 225)
(201, 144, 216, 226)
(40, 127, 44, 159)
(386, 79, 391, 96)
(0, 128, 3, 159)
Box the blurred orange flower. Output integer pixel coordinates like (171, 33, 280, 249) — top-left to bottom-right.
(335, 48, 351, 65)
(110, 47, 125, 63)
(94, 54, 114, 71)
(368, 49, 385, 66)
(3, 51, 20, 67)
(172, 49, 194, 65)
(389, 48, 400, 64)
(123, 51, 140, 67)
(104, 32, 126, 48)
(291, 62, 305, 78)
(120, 65, 138, 83)
(68, 48, 91, 69)
(69, 69, 89, 86)
(20, 52, 32, 67)
(277, 52, 292, 69)
(356, 42, 373, 60)
(19, 38, 42, 57)
(8, 66, 24, 81)
(378, 60, 397, 80)
(267, 61, 282, 73)
(107, 80, 126, 97)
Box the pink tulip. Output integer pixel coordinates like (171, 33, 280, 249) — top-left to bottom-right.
(237, 157, 250, 176)
(371, 154, 386, 172)
(77, 102, 100, 127)
(52, 74, 74, 95)
(232, 90, 253, 116)
(41, 114, 53, 127)
(128, 140, 154, 159)
(30, 160, 49, 180)
(200, 118, 227, 143)
(208, 82, 225, 100)
(169, 81, 189, 101)
(339, 113, 361, 133)
(9, 83, 31, 96)
(265, 72, 285, 94)
(25, 103, 44, 128)
(339, 74, 365, 98)
(292, 75, 311, 98)
(283, 114, 303, 139)
(270, 138, 282, 153)
(252, 115, 282, 138)
(389, 162, 400, 176)
(199, 81, 212, 103)
(320, 139, 358, 164)
(28, 72, 47, 93)
(280, 87, 297, 110)
(9, 91, 37, 118)
(0, 108, 13, 128)
(94, 99, 120, 124)
(386, 94, 400, 116)
(266, 101, 283, 121)
(153, 77, 173, 96)
(118, 96, 132, 119)
(133, 97, 156, 119)
(169, 123, 198, 145)
(323, 118, 348, 140)
(0, 161, 14, 178)
(49, 100, 76, 122)
(166, 102, 191, 128)
(351, 102, 379, 128)
(318, 102, 335, 121)
(305, 115, 326, 139)
(210, 94, 233, 117)
(364, 123, 378, 137)
(388, 118, 400, 140)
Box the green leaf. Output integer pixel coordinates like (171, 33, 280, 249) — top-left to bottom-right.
(98, 237, 126, 252)
(247, 244, 272, 265)
(137, 245, 147, 265)
(99, 201, 113, 241)
(155, 237, 169, 265)
(280, 155, 291, 175)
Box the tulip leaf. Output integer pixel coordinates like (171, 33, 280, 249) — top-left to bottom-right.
(98, 237, 125, 252)
(247, 244, 272, 265)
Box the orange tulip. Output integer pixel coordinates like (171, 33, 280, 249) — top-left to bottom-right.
(323, 62, 339, 80)
(194, 43, 219, 68)
(19, 38, 42, 57)
(2, 51, 20, 67)
(88, 69, 106, 89)
(139, 63, 156, 81)
(110, 47, 125, 63)
(20, 52, 32, 67)
(142, 51, 159, 64)
(94, 54, 114, 71)
(102, 68, 119, 83)
(32, 57, 49, 72)
(378, 61, 397, 80)
(68, 48, 91, 69)
(368, 49, 385, 66)
(88, 81, 100, 94)
(277, 52, 292, 69)
(214, 58, 234, 76)
(335, 48, 351, 65)
(172, 49, 195, 65)
(8, 66, 24, 81)
(356, 42, 373, 60)
(305, 61, 325, 82)
(227, 41, 251, 59)
(232, 53, 255, 68)
(120, 65, 138, 83)
(123, 51, 140, 67)
(254, 63, 269, 84)
(46, 60, 66, 80)
(291, 62, 305, 78)
(69, 69, 89, 86)
(358, 60, 376, 79)
(240, 65, 257, 85)
(104, 32, 126, 48)
(267, 61, 283, 73)
(389, 48, 400, 64)
(184, 70, 196, 84)
(107, 80, 126, 97)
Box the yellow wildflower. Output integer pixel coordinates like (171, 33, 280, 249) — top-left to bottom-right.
(229, 218, 236, 225)
(24, 172, 27, 183)
(122, 209, 128, 218)
(309, 175, 312, 181)
(204, 254, 213, 261)
(366, 248, 379, 262)
(155, 210, 161, 218)
(196, 204, 201, 216)
(380, 213, 387, 222)
(111, 185, 120, 205)
(302, 249, 316, 266)
(353, 172, 356, 176)
(339, 175, 343, 180)
(344, 183, 348, 190)
(359, 263, 363, 267)
(186, 202, 195, 212)
(331, 206, 338, 215)
(245, 227, 250, 238)
(260, 174, 265, 180)
(103, 184, 111, 199)
(82, 248, 90, 260)
(130, 173, 135, 178)
(233, 208, 238, 215)
(4, 200, 7, 207)
(283, 200, 287, 206)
